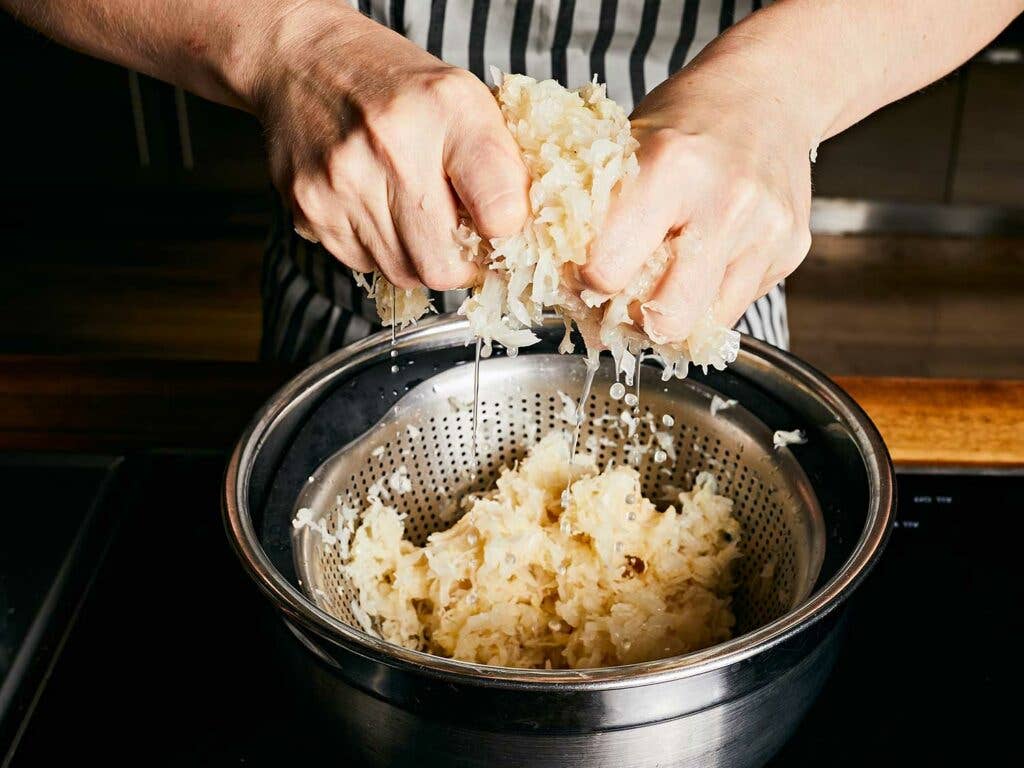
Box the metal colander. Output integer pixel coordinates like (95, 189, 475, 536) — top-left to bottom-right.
(226, 315, 894, 763)
(292, 351, 826, 644)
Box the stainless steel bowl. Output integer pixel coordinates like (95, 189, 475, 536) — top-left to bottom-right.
(224, 315, 894, 768)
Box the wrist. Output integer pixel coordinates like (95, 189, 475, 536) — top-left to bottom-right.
(672, 28, 841, 153)
(217, 0, 366, 114)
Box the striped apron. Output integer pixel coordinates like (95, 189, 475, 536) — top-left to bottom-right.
(262, 0, 787, 363)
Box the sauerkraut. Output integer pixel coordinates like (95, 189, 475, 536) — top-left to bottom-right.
(362, 72, 740, 378)
(301, 432, 741, 669)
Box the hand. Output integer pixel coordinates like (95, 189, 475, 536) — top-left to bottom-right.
(582, 46, 814, 344)
(249, 2, 530, 290)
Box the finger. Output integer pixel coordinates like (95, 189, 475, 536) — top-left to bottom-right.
(317, 227, 375, 275)
(306, 140, 421, 288)
(444, 116, 530, 239)
(292, 202, 375, 273)
(289, 176, 383, 275)
(712, 255, 771, 328)
(293, 220, 319, 244)
(349, 183, 422, 289)
(581, 141, 687, 295)
(392, 179, 477, 291)
(639, 229, 729, 344)
(757, 227, 812, 296)
(355, 213, 421, 290)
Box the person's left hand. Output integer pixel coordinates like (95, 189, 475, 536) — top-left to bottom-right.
(581, 49, 815, 344)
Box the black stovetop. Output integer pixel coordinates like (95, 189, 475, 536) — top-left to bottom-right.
(1, 453, 1020, 766)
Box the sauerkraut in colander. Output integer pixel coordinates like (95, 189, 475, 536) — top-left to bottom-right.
(362, 72, 740, 379)
(297, 432, 741, 669)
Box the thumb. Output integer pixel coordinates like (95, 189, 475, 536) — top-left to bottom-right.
(445, 117, 530, 239)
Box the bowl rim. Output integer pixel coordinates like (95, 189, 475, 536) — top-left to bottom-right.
(223, 315, 895, 691)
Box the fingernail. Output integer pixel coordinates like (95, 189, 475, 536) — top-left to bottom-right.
(640, 301, 685, 344)
(294, 225, 319, 244)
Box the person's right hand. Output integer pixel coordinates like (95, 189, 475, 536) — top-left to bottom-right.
(247, 2, 530, 290)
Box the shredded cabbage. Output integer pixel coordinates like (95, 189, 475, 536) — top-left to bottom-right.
(362, 72, 739, 376)
(306, 432, 741, 669)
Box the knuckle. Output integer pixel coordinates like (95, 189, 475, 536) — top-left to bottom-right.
(475, 189, 528, 235)
(423, 67, 485, 104)
(724, 175, 761, 219)
(643, 127, 692, 167)
(324, 144, 355, 191)
(368, 99, 412, 138)
(291, 177, 326, 223)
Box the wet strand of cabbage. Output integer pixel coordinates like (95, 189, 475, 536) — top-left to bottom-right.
(568, 362, 598, 472)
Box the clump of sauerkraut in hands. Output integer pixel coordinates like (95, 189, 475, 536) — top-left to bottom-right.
(305, 432, 741, 669)
(366, 71, 740, 376)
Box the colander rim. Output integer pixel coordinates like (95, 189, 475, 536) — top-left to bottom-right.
(223, 314, 895, 690)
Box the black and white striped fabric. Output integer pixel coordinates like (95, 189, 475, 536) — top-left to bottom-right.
(262, 0, 787, 363)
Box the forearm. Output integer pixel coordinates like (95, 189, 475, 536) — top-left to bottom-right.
(678, 0, 1023, 147)
(0, 0, 358, 111)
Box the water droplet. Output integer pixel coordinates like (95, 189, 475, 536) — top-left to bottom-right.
(392, 390, 399, 397)
(466, 592, 478, 605)
(614, 541, 624, 553)
(505, 552, 516, 566)
(625, 493, 637, 504)
(662, 414, 675, 427)
(390, 365, 400, 373)
(466, 531, 479, 547)
(609, 382, 626, 400)
(622, 639, 632, 651)
(654, 450, 668, 463)
(389, 349, 398, 358)
(560, 518, 572, 535)
(626, 510, 637, 522)
(624, 393, 638, 407)
(308, 476, 315, 484)
(557, 563, 568, 575)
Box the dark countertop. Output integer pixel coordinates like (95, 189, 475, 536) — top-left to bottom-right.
(2, 453, 1019, 766)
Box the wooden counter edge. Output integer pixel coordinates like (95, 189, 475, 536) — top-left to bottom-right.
(0, 357, 1021, 467)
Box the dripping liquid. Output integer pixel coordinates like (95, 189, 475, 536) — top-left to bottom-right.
(471, 337, 482, 481)
(389, 284, 396, 346)
(630, 353, 643, 465)
(389, 284, 398, 417)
